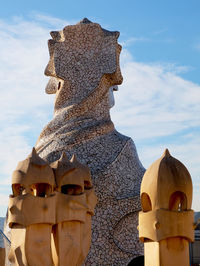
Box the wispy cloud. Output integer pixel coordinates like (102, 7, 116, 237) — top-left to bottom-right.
(152, 28, 168, 36)
(112, 59, 200, 140)
(0, 15, 55, 188)
(0, 14, 199, 216)
(31, 12, 72, 28)
(120, 30, 174, 48)
(120, 36, 150, 47)
(194, 41, 200, 51)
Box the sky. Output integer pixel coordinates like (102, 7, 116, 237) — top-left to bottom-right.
(0, 0, 199, 216)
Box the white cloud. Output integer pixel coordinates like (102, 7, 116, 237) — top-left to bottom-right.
(0, 194, 9, 207)
(0, 194, 9, 217)
(152, 28, 168, 36)
(112, 49, 200, 210)
(0, 15, 55, 186)
(0, 127, 31, 184)
(112, 51, 200, 140)
(0, 14, 199, 214)
(32, 13, 71, 28)
(120, 37, 150, 47)
(194, 40, 200, 51)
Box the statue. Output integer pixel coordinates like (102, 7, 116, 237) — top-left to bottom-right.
(34, 18, 145, 264)
(50, 152, 97, 266)
(7, 148, 97, 266)
(139, 149, 194, 266)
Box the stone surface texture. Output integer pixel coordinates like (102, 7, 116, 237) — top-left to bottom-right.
(0, 218, 5, 248)
(7, 148, 96, 266)
(34, 18, 145, 265)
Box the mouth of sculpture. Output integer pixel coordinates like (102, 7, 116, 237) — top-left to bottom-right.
(45, 77, 64, 94)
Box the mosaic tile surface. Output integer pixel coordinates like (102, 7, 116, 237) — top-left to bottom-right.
(13, 18, 145, 265)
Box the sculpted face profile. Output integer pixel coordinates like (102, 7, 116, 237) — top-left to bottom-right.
(35, 18, 145, 265)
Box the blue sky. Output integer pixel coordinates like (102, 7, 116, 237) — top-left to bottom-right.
(1, 0, 200, 83)
(0, 0, 199, 215)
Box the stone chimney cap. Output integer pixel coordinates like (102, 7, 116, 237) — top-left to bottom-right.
(78, 18, 92, 24)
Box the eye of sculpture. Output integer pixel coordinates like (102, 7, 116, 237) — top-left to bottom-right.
(141, 192, 152, 212)
(61, 184, 82, 195)
(84, 181, 92, 189)
(30, 183, 52, 197)
(169, 191, 187, 211)
(12, 184, 25, 196)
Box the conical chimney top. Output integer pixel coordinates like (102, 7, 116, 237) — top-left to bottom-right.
(163, 148, 171, 158)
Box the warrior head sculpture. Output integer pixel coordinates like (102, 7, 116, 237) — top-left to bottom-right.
(44, 18, 123, 114)
(34, 19, 145, 265)
(36, 18, 125, 165)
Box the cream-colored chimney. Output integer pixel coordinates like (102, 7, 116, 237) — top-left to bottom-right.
(139, 149, 194, 266)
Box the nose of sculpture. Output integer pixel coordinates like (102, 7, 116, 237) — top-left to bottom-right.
(50, 31, 62, 41)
